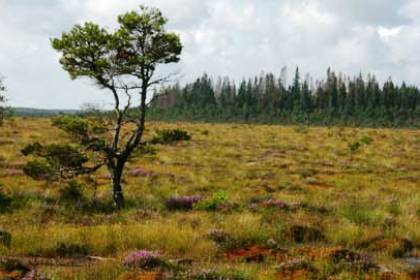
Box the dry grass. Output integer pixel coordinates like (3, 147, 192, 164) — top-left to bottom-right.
(0, 118, 419, 279)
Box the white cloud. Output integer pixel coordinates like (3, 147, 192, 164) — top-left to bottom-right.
(378, 26, 403, 39)
(399, 0, 420, 22)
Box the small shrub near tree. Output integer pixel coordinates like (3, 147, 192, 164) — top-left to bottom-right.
(151, 129, 191, 144)
(59, 180, 84, 204)
(22, 159, 56, 181)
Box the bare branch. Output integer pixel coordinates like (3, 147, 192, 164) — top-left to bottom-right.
(147, 70, 181, 87)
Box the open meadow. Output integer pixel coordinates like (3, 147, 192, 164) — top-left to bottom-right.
(2, 1, 420, 279)
(0, 118, 419, 279)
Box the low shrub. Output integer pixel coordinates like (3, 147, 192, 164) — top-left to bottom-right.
(52, 116, 89, 137)
(348, 141, 361, 153)
(59, 180, 84, 203)
(165, 196, 201, 211)
(348, 137, 373, 153)
(288, 225, 325, 243)
(138, 143, 157, 156)
(206, 228, 269, 251)
(0, 230, 11, 248)
(0, 186, 11, 212)
(55, 242, 89, 257)
(22, 159, 55, 181)
(206, 229, 232, 246)
(22, 143, 89, 182)
(151, 129, 191, 145)
(327, 249, 379, 272)
(123, 250, 169, 270)
(195, 191, 228, 211)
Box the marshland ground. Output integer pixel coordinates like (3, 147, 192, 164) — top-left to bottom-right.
(0, 118, 419, 279)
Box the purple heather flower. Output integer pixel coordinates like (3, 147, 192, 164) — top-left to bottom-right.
(263, 199, 290, 210)
(123, 250, 162, 268)
(206, 229, 231, 244)
(128, 167, 154, 177)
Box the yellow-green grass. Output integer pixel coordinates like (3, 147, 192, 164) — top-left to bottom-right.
(0, 118, 419, 279)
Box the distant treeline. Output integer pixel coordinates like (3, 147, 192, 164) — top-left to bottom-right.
(12, 107, 79, 117)
(149, 68, 420, 127)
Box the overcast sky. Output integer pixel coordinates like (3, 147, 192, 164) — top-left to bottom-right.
(1, 0, 420, 109)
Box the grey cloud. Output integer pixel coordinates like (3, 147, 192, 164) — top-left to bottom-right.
(0, 0, 419, 108)
(0, 0, 81, 35)
(318, 0, 411, 26)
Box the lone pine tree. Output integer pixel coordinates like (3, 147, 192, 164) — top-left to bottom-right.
(22, 5, 182, 209)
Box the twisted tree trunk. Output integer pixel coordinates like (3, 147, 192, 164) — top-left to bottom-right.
(109, 161, 125, 210)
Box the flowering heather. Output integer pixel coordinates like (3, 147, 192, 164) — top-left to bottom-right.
(277, 258, 317, 275)
(263, 199, 290, 210)
(127, 167, 154, 177)
(165, 195, 201, 210)
(123, 250, 163, 269)
(328, 249, 378, 271)
(206, 229, 231, 244)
